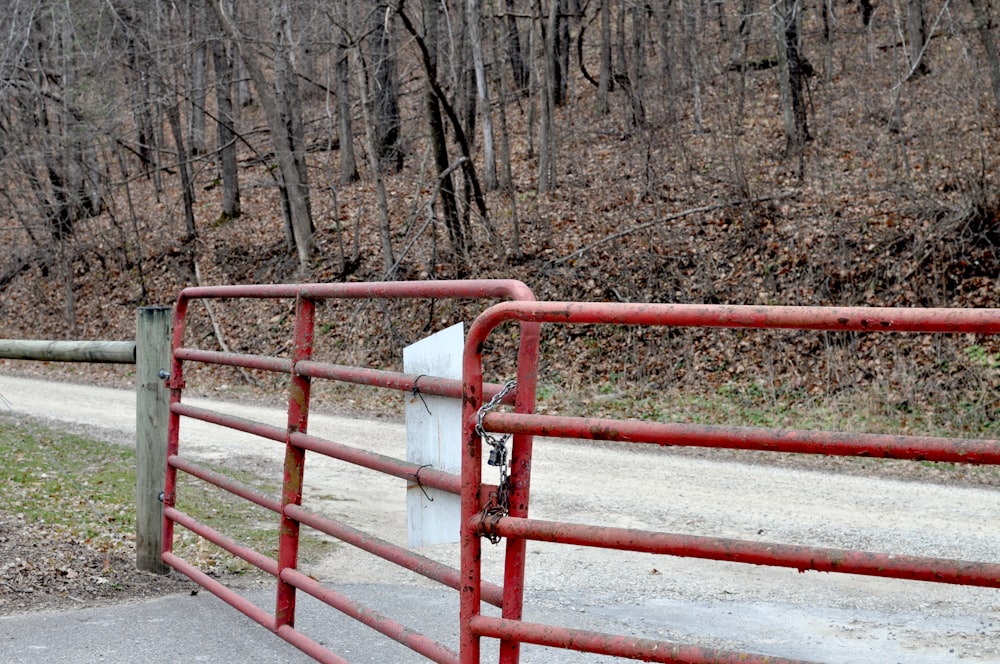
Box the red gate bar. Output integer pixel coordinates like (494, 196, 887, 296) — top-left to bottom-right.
(172, 402, 288, 442)
(468, 300, 1000, 334)
(483, 412, 1000, 464)
(166, 506, 279, 576)
(483, 515, 1000, 588)
(174, 347, 516, 404)
(162, 280, 540, 664)
(291, 430, 463, 495)
(469, 615, 820, 664)
(285, 503, 505, 608)
(161, 551, 349, 664)
(282, 567, 460, 664)
(460, 300, 1000, 664)
(169, 455, 282, 513)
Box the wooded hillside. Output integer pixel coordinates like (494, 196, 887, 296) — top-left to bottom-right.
(1, 0, 999, 417)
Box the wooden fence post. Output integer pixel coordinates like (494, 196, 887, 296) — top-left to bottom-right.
(135, 306, 172, 574)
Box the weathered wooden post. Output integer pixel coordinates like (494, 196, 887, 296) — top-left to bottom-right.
(135, 306, 172, 574)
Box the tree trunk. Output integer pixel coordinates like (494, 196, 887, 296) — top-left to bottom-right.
(538, 0, 558, 192)
(468, 0, 498, 190)
(188, 0, 208, 156)
(626, 0, 647, 127)
(490, 8, 522, 257)
(210, 26, 241, 221)
(371, 2, 403, 172)
(334, 32, 359, 183)
(598, 0, 613, 114)
(773, 0, 809, 166)
(505, 0, 530, 93)
(969, 0, 1000, 114)
(424, 0, 466, 261)
(355, 45, 396, 275)
(165, 102, 197, 241)
(906, 0, 930, 76)
(683, 0, 703, 132)
(209, 0, 314, 271)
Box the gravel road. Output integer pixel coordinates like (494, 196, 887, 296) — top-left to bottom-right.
(1, 373, 998, 663)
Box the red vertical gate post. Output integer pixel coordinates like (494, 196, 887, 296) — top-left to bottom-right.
(460, 314, 541, 664)
(276, 294, 316, 629)
(161, 295, 192, 560)
(461, 328, 488, 664)
(498, 321, 540, 664)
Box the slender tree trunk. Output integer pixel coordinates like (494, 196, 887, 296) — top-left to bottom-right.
(731, 0, 755, 128)
(505, 0, 530, 92)
(772, 0, 809, 168)
(683, 0, 703, 131)
(334, 32, 359, 183)
(371, 2, 403, 172)
(166, 103, 197, 241)
(490, 6, 522, 256)
(538, 0, 558, 192)
(424, 0, 465, 261)
(906, 0, 930, 75)
(188, 0, 208, 156)
(555, 0, 570, 105)
(209, 0, 314, 271)
(349, 0, 394, 273)
(598, 0, 613, 114)
(468, 0, 498, 190)
(970, 0, 1000, 114)
(210, 27, 241, 220)
(626, 0, 646, 127)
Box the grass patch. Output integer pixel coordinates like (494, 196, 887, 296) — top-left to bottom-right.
(0, 417, 337, 576)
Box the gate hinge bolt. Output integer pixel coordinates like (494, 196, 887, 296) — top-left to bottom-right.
(158, 369, 170, 380)
(158, 491, 165, 503)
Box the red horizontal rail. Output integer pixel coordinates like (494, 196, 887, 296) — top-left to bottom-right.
(285, 503, 503, 608)
(169, 455, 281, 513)
(162, 552, 348, 664)
(165, 506, 278, 576)
(296, 361, 516, 404)
(483, 412, 1000, 464)
(290, 430, 462, 495)
(172, 402, 287, 443)
(174, 347, 293, 373)
(176, 279, 537, 303)
(483, 515, 1000, 588)
(469, 300, 1000, 334)
(282, 567, 460, 664)
(469, 615, 819, 664)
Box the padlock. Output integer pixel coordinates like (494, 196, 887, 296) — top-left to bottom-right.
(488, 446, 505, 467)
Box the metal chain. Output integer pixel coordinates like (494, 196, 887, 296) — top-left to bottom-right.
(476, 379, 517, 544)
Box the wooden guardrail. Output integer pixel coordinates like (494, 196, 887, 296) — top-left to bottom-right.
(0, 306, 172, 574)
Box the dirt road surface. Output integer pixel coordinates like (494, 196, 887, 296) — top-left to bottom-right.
(0, 373, 998, 663)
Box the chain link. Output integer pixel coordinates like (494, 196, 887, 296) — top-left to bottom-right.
(476, 378, 517, 544)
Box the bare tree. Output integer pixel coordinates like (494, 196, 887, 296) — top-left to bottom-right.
(370, 2, 403, 173)
(969, 0, 1000, 114)
(422, 0, 466, 261)
(209, 9, 242, 221)
(468, 0, 498, 190)
(209, 0, 315, 272)
(906, 0, 930, 76)
(772, 0, 809, 167)
(187, 0, 209, 156)
(334, 24, 360, 184)
(598, 0, 613, 114)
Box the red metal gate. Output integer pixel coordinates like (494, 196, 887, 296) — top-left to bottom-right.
(160, 280, 539, 664)
(460, 301, 1000, 664)
(162, 284, 1000, 664)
